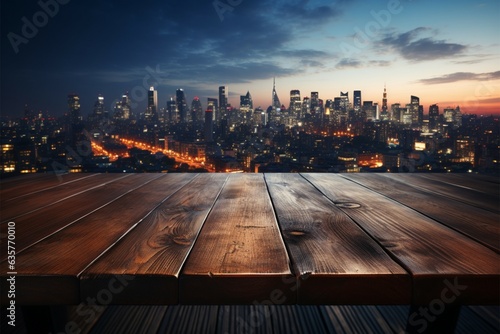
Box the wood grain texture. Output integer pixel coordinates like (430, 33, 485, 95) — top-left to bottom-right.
(382, 174, 499, 213)
(418, 174, 500, 198)
(81, 174, 228, 304)
(0, 173, 195, 305)
(0, 174, 159, 260)
(0, 173, 129, 223)
(179, 174, 294, 304)
(0, 173, 97, 204)
(306, 173, 500, 304)
(265, 173, 410, 304)
(342, 173, 499, 253)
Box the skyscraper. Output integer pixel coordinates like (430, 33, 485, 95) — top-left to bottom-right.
(176, 89, 188, 123)
(382, 86, 388, 114)
(340, 92, 349, 113)
(207, 98, 218, 122)
(92, 94, 105, 119)
(240, 91, 253, 114)
(67, 93, 82, 125)
(205, 108, 214, 143)
(310, 92, 320, 117)
(429, 104, 439, 132)
(145, 86, 158, 122)
(272, 78, 281, 110)
(191, 97, 203, 123)
(123, 93, 131, 119)
(410, 95, 422, 127)
(219, 86, 228, 121)
(353, 90, 362, 112)
(289, 90, 301, 118)
(166, 97, 177, 123)
(380, 86, 389, 121)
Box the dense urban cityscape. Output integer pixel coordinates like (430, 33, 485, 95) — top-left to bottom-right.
(1, 80, 498, 177)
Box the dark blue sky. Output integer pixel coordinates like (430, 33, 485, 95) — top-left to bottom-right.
(2, 0, 499, 117)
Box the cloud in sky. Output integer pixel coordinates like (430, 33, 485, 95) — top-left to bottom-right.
(379, 27, 468, 61)
(336, 58, 391, 69)
(418, 71, 500, 84)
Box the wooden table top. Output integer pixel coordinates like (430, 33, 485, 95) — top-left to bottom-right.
(1, 173, 498, 306)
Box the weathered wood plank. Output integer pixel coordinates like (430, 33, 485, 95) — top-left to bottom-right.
(179, 174, 294, 304)
(341, 173, 499, 253)
(381, 174, 499, 213)
(0, 173, 130, 223)
(0, 173, 196, 305)
(265, 173, 410, 304)
(305, 173, 500, 304)
(81, 174, 228, 304)
(0, 174, 162, 261)
(419, 174, 500, 198)
(0, 173, 96, 201)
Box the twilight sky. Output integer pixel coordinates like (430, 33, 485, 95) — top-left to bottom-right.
(1, 0, 499, 117)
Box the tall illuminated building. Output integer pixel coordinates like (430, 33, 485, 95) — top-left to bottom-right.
(302, 96, 310, 116)
(410, 95, 422, 127)
(207, 98, 218, 122)
(310, 92, 319, 110)
(380, 86, 389, 121)
(116, 93, 131, 120)
(340, 92, 349, 113)
(68, 93, 82, 125)
(382, 86, 388, 114)
(353, 90, 362, 112)
(145, 86, 158, 122)
(429, 104, 439, 132)
(176, 89, 188, 123)
(240, 91, 253, 114)
(191, 97, 203, 123)
(92, 94, 106, 123)
(289, 90, 301, 118)
(272, 78, 281, 110)
(166, 97, 177, 123)
(219, 86, 228, 121)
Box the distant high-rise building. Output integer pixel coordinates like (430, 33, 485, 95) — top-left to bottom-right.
(176, 89, 188, 123)
(166, 97, 177, 123)
(429, 104, 439, 132)
(240, 91, 253, 114)
(207, 98, 218, 122)
(410, 95, 422, 127)
(219, 86, 228, 121)
(382, 86, 388, 114)
(66, 93, 85, 156)
(121, 93, 131, 120)
(289, 90, 301, 118)
(272, 78, 281, 110)
(310, 92, 321, 117)
(340, 91, 349, 113)
(92, 94, 105, 119)
(353, 90, 362, 112)
(444, 106, 462, 129)
(191, 97, 203, 123)
(302, 96, 311, 116)
(363, 101, 375, 121)
(145, 86, 158, 122)
(205, 108, 214, 142)
(391, 103, 401, 122)
(67, 93, 82, 125)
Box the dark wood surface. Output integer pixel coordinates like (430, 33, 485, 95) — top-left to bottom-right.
(179, 174, 294, 304)
(0, 173, 498, 306)
(265, 173, 410, 304)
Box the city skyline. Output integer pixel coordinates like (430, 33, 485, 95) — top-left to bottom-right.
(1, 0, 499, 117)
